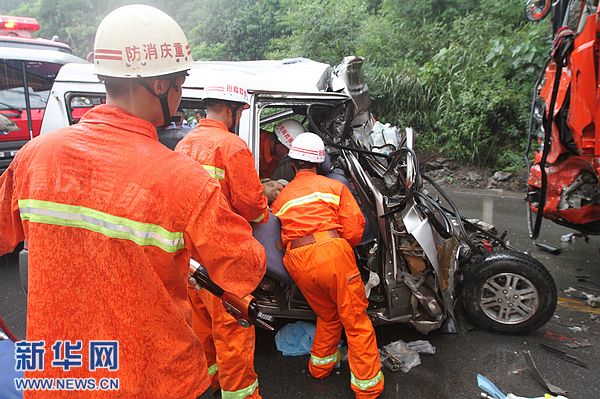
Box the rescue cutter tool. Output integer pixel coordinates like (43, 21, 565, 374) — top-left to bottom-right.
(189, 258, 275, 331)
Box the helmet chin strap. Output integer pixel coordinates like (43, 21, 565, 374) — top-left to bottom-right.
(227, 103, 243, 133)
(140, 79, 176, 128)
(158, 89, 172, 128)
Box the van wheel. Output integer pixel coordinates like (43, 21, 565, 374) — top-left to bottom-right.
(461, 251, 556, 334)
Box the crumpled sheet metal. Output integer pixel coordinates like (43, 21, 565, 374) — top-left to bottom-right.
(523, 350, 568, 396)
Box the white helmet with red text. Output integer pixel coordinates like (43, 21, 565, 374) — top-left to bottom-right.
(94, 5, 193, 78)
(203, 82, 250, 108)
(288, 132, 325, 163)
(274, 119, 304, 149)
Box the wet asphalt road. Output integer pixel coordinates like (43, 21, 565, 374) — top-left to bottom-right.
(1, 188, 599, 399)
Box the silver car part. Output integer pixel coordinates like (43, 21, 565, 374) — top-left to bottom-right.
(405, 127, 416, 186)
(480, 272, 540, 324)
(402, 201, 442, 290)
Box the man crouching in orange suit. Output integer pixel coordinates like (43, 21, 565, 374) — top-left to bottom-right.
(271, 133, 384, 398)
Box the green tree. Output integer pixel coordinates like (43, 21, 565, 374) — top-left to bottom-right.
(3, 0, 553, 168)
(266, 0, 367, 65)
(189, 0, 281, 61)
(356, 0, 550, 167)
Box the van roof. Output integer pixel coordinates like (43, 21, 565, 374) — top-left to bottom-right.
(55, 58, 338, 94)
(187, 58, 333, 92)
(0, 46, 87, 64)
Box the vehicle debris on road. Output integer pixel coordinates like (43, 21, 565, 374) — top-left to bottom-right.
(523, 350, 567, 396)
(566, 339, 593, 349)
(563, 287, 600, 308)
(407, 340, 436, 355)
(379, 339, 435, 373)
(539, 343, 588, 369)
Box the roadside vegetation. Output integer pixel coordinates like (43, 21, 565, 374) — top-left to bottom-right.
(5, 0, 550, 170)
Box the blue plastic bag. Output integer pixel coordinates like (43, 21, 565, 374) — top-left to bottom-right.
(275, 321, 316, 356)
(477, 374, 506, 399)
(0, 339, 24, 399)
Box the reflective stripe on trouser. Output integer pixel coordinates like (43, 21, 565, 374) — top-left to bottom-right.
(351, 370, 384, 392)
(310, 350, 340, 367)
(222, 379, 259, 399)
(190, 288, 261, 399)
(283, 236, 384, 398)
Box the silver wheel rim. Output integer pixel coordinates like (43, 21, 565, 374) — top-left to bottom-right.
(479, 273, 539, 325)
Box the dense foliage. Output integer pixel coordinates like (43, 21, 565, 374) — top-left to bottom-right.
(4, 0, 551, 169)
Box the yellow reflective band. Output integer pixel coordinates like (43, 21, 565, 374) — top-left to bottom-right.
(202, 165, 225, 180)
(207, 363, 218, 376)
(310, 350, 340, 366)
(221, 379, 258, 399)
(350, 370, 384, 391)
(250, 213, 266, 223)
(18, 199, 184, 253)
(275, 192, 340, 217)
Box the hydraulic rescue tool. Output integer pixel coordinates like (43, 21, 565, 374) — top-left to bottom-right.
(189, 258, 275, 331)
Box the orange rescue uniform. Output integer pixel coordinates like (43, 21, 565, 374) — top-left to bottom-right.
(259, 130, 281, 179)
(176, 119, 268, 223)
(0, 105, 266, 399)
(175, 118, 267, 399)
(272, 169, 384, 399)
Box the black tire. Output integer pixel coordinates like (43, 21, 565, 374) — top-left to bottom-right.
(460, 250, 557, 334)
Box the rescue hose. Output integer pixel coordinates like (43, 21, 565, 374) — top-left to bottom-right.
(524, 59, 551, 239)
(529, 30, 574, 239)
(0, 315, 19, 342)
(421, 174, 484, 255)
(323, 139, 392, 160)
(412, 191, 454, 240)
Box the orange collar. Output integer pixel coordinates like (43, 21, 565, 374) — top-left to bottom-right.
(295, 168, 317, 177)
(80, 104, 158, 140)
(198, 118, 230, 133)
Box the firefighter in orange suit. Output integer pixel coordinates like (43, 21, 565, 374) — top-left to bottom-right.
(0, 5, 265, 399)
(271, 133, 384, 398)
(175, 83, 267, 399)
(259, 119, 304, 179)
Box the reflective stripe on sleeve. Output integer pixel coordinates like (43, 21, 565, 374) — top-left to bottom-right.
(207, 363, 218, 376)
(221, 378, 258, 399)
(18, 199, 184, 253)
(310, 350, 340, 366)
(350, 370, 384, 391)
(202, 165, 225, 180)
(275, 192, 340, 217)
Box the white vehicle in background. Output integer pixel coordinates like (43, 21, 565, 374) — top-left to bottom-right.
(22, 57, 557, 335)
